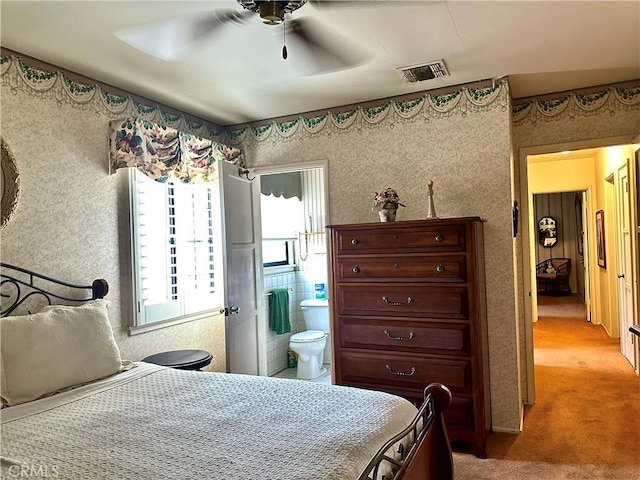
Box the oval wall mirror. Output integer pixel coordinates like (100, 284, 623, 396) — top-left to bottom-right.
(538, 216, 557, 248)
(1, 138, 21, 229)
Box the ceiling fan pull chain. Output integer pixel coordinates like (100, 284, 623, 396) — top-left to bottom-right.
(282, 18, 288, 60)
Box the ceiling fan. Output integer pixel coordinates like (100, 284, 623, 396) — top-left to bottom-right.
(116, 0, 369, 74)
(239, 0, 307, 26)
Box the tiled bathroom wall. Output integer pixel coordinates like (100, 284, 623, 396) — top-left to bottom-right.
(264, 251, 330, 376)
(264, 270, 300, 376)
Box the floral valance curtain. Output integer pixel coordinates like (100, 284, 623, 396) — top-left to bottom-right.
(109, 117, 243, 184)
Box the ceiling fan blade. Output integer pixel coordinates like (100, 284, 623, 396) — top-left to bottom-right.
(286, 17, 370, 75)
(309, 0, 399, 9)
(116, 10, 252, 61)
(308, 0, 362, 9)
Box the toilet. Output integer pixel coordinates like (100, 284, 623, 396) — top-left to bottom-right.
(289, 299, 330, 380)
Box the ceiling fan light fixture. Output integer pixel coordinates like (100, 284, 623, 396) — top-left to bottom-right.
(259, 2, 285, 25)
(237, 1, 307, 23)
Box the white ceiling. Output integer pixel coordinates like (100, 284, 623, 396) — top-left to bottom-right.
(1, 1, 639, 126)
(529, 148, 602, 163)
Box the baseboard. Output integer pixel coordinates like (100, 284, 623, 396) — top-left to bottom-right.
(492, 426, 522, 434)
(488, 403, 525, 434)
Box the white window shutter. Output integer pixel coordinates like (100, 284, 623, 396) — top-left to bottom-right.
(128, 169, 222, 327)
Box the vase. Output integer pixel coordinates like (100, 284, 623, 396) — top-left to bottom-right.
(378, 202, 398, 222)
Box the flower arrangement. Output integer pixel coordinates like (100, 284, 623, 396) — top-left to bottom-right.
(373, 187, 405, 208)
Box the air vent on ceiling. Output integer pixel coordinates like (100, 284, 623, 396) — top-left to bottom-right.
(396, 60, 449, 83)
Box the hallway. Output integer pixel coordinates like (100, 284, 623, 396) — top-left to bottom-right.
(453, 293, 640, 479)
(537, 293, 587, 320)
(528, 293, 638, 468)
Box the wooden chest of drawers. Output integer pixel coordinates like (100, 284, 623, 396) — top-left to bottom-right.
(328, 218, 490, 457)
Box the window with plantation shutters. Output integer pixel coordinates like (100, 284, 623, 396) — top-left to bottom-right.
(128, 169, 223, 328)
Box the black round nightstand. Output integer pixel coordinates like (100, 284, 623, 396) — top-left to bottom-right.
(142, 349, 213, 371)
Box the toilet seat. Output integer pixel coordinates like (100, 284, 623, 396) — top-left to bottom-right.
(290, 330, 325, 343)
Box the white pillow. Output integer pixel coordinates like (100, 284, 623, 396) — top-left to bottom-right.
(1, 299, 122, 406)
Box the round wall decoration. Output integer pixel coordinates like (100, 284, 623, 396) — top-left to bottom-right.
(1, 138, 20, 229)
(538, 215, 558, 248)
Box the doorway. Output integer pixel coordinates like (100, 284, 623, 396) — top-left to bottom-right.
(255, 161, 329, 376)
(532, 191, 588, 313)
(520, 138, 640, 405)
(614, 160, 636, 367)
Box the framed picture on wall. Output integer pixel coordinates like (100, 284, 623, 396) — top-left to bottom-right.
(595, 209, 606, 268)
(537, 215, 558, 248)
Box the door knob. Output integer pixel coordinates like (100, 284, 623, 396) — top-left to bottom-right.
(618, 274, 625, 279)
(224, 306, 240, 316)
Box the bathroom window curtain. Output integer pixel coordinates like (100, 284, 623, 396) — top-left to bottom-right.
(260, 172, 302, 199)
(109, 117, 243, 184)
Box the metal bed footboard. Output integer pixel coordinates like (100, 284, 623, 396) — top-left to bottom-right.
(358, 383, 453, 480)
(0, 263, 108, 317)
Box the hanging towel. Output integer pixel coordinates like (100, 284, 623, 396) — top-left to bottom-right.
(269, 288, 291, 334)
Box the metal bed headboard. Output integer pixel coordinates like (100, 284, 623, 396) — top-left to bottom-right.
(0, 263, 109, 317)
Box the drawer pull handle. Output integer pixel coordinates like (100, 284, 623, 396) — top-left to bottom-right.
(435, 234, 444, 242)
(351, 238, 359, 245)
(382, 296, 413, 306)
(384, 330, 414, 341)
(436, 264, 446, 273)
(386, 365, 416, 376)
(352, 266, 360, 273)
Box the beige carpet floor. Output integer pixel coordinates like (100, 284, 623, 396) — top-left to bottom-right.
(452, 294, 640, 479)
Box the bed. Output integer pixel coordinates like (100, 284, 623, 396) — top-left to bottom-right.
(0, 263, 453, 480)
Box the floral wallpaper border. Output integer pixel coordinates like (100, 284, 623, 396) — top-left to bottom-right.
(512, 84, 640, 126)
(2, 52, 638, 149)
(229, 80, 640, 145)
(226, 81, 510, 146)
(0, 55, 226, 143)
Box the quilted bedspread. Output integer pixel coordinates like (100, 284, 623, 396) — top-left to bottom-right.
(1, 364, 417, 479)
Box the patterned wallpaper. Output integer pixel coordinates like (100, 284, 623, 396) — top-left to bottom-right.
(0, 55, 227, 140)
(3, 50, 637, 433)
(511, 82, 640, 400)
(224, 84, 507, 144)
(0, 59, 226, 372)
(0, 54, 522, 431)
(232, 81, 522, 432)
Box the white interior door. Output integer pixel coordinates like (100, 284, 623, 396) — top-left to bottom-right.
(220, 160, 265, 375)
(615, 161, 635, 368)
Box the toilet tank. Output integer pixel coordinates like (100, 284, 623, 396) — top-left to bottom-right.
(300, 299, 329, 332)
